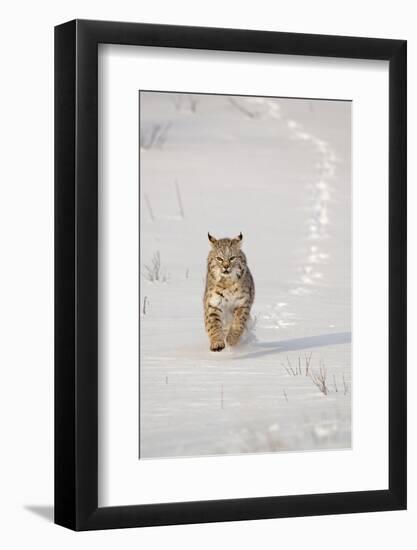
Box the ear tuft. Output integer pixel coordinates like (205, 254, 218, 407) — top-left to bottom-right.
(208, 232, 217, 244)
(232, 232, 243, 245)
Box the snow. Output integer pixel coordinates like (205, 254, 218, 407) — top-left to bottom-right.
(139, 92, 351, 459)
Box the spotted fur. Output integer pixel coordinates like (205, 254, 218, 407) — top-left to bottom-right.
(204, 233, 255, 351)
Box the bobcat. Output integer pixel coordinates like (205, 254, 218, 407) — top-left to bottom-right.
(204, 232, 255, 352)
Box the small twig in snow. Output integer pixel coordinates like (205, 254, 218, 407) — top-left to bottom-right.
(305, 352, 312, 375)
(188, 96, 199, 113)
(343, 374, 349, 395)
(310, 362, 329, 396)
(286, 356, 296, 376)
(175, 180, 185, 218)
(143, 251, 168, 282)
(144, 194, 155, 222)
(228, 97, 257, 119)
(141, 122, 172, 150)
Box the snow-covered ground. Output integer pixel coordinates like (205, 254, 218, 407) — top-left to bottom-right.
(139, 92, 351, 459)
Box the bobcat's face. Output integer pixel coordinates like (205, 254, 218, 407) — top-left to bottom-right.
(208, 233, 244, 280)
(213, 248, 239, 276)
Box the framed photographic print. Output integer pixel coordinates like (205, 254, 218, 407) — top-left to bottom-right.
(55, 20, 406, 530)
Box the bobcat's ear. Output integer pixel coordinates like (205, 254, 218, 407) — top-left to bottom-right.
(232, 232, 243, 245)
(208, 232, 217, 245)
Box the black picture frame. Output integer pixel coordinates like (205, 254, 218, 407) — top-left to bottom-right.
(55, 19, 407, 531)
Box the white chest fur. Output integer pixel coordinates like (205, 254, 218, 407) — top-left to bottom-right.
(208, 285, 246, 313)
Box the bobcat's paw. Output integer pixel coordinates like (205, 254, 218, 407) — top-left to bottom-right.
(226, 330, 240, 346)
(210, 340, 225, 352)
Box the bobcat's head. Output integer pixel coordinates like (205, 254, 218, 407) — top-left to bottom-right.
(207, 232, 245, 280)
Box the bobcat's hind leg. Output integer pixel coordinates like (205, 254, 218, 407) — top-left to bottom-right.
(226, 306, 250, 346)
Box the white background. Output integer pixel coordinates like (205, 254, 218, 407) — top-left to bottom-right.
(0, 1, 414, 549)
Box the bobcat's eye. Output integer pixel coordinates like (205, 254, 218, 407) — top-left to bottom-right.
(230, 256, 236, 261)
(216, 257, 223, 262)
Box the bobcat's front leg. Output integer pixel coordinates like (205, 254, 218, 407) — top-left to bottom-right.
(205, 305, 225, 352)
(227, 306, 250, 346)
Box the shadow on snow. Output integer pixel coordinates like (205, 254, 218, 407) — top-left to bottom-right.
(233, 331, 351, 360)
